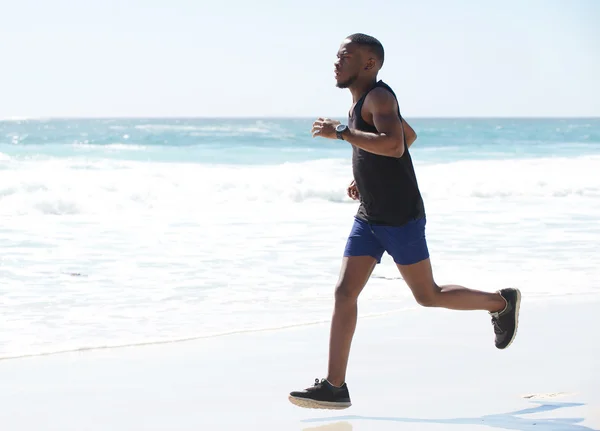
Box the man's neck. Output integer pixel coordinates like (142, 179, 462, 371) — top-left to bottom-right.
(349, 77, 379, 103)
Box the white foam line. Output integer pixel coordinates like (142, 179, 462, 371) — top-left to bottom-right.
(0, 307, 417, 362)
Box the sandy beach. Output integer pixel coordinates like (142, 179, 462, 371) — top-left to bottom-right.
(1, 295, 598, 431)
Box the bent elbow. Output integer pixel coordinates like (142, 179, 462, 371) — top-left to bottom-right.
(390, 142, 404, 158)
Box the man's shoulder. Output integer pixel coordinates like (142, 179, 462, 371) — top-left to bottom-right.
(364, 84, 398, 111)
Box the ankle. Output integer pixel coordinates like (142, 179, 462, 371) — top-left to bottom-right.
(326, 377, 345, 388)
(491, 293, 507, 313)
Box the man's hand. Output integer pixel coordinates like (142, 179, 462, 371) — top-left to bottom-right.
(347, 180, 359, 200)
(311, 117, 340, 139)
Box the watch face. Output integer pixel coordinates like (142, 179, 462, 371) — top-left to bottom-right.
(336, 124, 346, 132)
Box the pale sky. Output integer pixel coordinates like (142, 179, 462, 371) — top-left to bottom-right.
(0, 0, 598, 118)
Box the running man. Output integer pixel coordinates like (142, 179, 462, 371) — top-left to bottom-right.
(288, 33, 521, 410)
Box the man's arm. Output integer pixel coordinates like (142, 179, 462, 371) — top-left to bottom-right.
(402, 118, 417, 148)
(341, 88, 406, 158)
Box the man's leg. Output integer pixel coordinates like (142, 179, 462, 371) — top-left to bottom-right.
(289, 217, 384, 409)
(397, 257, 521, 349)
(397, 258, 505, 311)
(327, 255, 377, 386)
(376, 218, 521, 349)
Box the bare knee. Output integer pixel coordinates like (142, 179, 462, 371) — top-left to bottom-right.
(412, 283, 441, 307)
(415, 294, 438, 307)
(397, 258, 441, 308)
(333, 256, 375, 305)
(334, 282, 361, 304)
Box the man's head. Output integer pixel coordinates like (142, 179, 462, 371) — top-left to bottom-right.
(334, 33, 384, 89)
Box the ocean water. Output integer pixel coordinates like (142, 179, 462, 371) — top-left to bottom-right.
(1, 117, 599, 360)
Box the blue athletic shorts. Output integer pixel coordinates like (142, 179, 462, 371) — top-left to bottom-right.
(343, 216, 429, 265)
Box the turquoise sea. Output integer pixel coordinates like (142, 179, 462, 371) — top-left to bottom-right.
(2, 117, 599, 164)
(1, 117, 599, 359)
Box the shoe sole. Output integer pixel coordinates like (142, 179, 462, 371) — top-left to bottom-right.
(501, 288, 521, 349)
(288, 395, 351, 410)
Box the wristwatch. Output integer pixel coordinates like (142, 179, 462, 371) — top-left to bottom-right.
(335, 124, 348, 140)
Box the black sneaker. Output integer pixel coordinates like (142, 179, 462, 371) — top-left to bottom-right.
(490, 288, 521, 349)
(288, 378, 352, 410)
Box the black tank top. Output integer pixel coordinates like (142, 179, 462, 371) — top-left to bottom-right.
(349, 80, 426, 226)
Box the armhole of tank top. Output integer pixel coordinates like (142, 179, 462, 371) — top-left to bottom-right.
(366, 83, 408, 151)
(355, 82, 381, 129)
(356, 82, 405, 138)
(354, 95, 369, 128)
(384, 84, 408, 152)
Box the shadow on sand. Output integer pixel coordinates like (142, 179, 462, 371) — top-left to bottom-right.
(301, 401, 598, 431)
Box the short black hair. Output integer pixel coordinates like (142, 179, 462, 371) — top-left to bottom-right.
(346, 33, 384, 66)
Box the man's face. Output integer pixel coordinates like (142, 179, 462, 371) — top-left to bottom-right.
(334, 40, 363, 88)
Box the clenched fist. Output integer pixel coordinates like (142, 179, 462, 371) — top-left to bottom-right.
(311, 117, 341, 139)
(347, 180, 359, 200)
